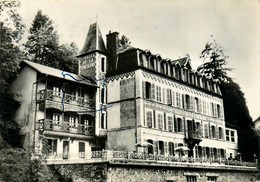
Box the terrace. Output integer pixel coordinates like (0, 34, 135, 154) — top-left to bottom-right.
(45, 150, 258, 170)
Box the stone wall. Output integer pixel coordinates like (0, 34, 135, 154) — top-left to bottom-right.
(48, 162, 259, 182)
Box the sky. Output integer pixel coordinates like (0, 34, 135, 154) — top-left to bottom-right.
(18, 0, 260, 120)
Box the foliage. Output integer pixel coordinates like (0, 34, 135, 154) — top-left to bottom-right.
(220, 77, 257, 161)
(197, 40, 231, 82)
(118, 35, 131, 47)
(24, 10, 78, 73)
(198, 40, 257, 161)
(0, 0, 24, 147)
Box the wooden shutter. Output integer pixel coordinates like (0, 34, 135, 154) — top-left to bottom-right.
(164, 141, 168, 155)
(182, 94, 185, 109)
(154, 141, 158, 154)
(151, 84, 155, 100)
(142, 81, 146, 98)
(172, 91, 175, 106)
(208, 124, 211, 138)
(153, 110, 156, 128)
(174, 116, 177, 132)
(164, 113, 167, 130)
(53, 140, 57, 153)
(204, 123, 208, 138)
(162, 88, 165, 104)
(216, 126, 219, 139)
(190, 96, 193, 111)
(199, 99, 202, 113)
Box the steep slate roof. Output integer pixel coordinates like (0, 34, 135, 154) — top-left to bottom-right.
(171, 57, 192, 69)
(21, 60, 97, 87)
(77, 23, 107, 57)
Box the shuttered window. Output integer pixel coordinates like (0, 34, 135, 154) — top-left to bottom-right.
(146, 111, 152, 128)
(166, 89, 172, 105)
(168, 116, 173, 132)
(158, 114, 163, 129)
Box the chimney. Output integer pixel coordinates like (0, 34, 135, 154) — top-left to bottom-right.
(106, 31, 119, 74)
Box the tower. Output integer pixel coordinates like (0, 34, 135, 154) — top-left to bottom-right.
(77, 23, 108, 145)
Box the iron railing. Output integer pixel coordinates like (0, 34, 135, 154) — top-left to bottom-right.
(44, 150, 257, 168)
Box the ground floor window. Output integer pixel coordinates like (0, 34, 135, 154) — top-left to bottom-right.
(186, 176, 197, 182)
(44, 139, 57, 155)
(79, 142, 85, 158)
(207, 176, 217, 182)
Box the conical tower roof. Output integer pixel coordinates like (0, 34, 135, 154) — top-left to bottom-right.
(77, 23, 107, 57)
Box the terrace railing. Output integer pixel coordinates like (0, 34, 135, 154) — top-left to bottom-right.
(45, 150, 258, 168)
(38, 89, 94, 108)
(38, 119, 94, 136)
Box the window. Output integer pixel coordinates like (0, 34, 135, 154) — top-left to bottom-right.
(158, 114, 163, 129)
(53, 86, 61, 97)
(176, 118, 183, 132)
(45, 139, 57, 154)
(211, 103, 214, 116)
(158, 141, 164, 155)
(79, 142, 85, 158)
(217, 104, 221, 118)
(195, 97, 200, 112)
(176, 92, 181, 107)
(207, 176, 217, 182)
(166, 89, 172, 105)
(231, 131, 235, 142)
(168, 116, 173, 131)
(52, 113, 60, 124)
(226, 130, 230, 141)
(101, 113, 106, 129)
(101, 57, 105, 72)
(185, 94, 190, 109)
(146, 111, 152, 128)
(144, 82, 151, 99)
(101, 89, 105, 103)
(147, 140, 153, 154)
(156, 86, 161, 102)
(168, 142, 174, 156)
(219, 127, 223, 139)
(211, 125, 216, 138)
(186, 176, 197, 182)
(69, 116, 77, 127)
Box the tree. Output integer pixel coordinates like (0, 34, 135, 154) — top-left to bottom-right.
(220, 77, 257, 161)
(24, 10, 78, 73)
(0, 0, 24, 147)
(197, 40, 257, 161)
(197, 40, 231, 83)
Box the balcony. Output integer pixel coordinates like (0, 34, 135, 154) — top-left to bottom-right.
(38, 89, 94, 108)
(187, 131, 202, 140)
(38, 119, 94, 136)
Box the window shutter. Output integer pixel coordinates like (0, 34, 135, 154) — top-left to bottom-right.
(217, 149, 221, 158)
(53, 140, 57, 153)
(172, 91, 175, 106)
(216, 126, 219, 139)
(164, 113, 167, 130)
(154, 141, 158, 154)
(190, 96, 193, 111)
(182, 94, 185, 109)
(162, 88, 165, 104)
(153, 110, 156, 128)
(204, 123, 208, 138)
(202, 147, 206, 158)
(181, 119, 184, 132)
(199, 99, 202, 113)
(174, 116, 177, 132)
(208, 124, 211, 138)
(142, 81, 146, 98)
(151, 84, 155, 100)
(164, 141, 168, 154)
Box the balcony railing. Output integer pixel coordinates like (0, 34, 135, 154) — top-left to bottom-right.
(38, 119, 94, 136)
(38, 89, 94, 108)
(187, 131, 202, 139)
(44, 150, 258, 168)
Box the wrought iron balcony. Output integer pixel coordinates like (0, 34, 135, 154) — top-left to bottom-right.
(187, 131, 202, 139)
(38, 119, 94, 136)
(38, 89, 94, 108)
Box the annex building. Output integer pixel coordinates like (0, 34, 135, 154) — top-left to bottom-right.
(11, 23, 259, 182)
